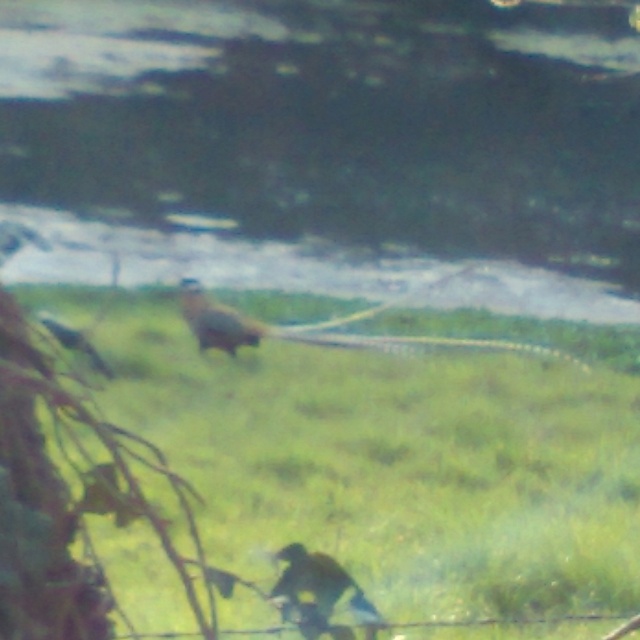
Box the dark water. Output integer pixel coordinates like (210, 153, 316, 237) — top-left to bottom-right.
(2, 0, 640, 290)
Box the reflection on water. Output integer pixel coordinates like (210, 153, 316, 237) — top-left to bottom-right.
(0, 0, 286, 99)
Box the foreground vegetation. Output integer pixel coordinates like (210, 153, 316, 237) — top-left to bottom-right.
(12, 285, 640, 640)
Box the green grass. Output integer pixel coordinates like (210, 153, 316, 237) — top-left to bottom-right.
(10, 284, 640, 639)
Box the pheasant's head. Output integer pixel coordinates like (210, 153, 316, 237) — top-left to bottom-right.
(275, 542, 309, 564)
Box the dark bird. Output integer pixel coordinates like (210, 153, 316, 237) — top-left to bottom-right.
(38, 313, 115, 379)
(269, 542, 384, 626)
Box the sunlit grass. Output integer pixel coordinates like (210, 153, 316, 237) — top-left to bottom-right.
(11, 284, 640, 639)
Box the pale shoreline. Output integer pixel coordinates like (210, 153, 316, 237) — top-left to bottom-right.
(2, 204, 639, 327)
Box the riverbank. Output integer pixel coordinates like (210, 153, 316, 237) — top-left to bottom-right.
(2, 204, 639, 326)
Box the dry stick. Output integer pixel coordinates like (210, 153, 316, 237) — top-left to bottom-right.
(47, 412, 144, 640)
(84, 252, 122, 339)
(83, 534, 141, 640)
(602, 614, 640, 640)
(68, 418, 205, 505)
(101, 423, 204, 504)
(166, 473, 219, 637)
(94, 422, 218, 640)
(109, 438, 203, 502)
(99, 423, 218, 634)
(58, 409, 217, 640)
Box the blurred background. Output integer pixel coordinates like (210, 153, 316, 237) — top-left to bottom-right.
(2, 0, 640, 296)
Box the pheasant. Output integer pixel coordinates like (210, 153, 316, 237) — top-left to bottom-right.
(180, 278, 383, 357)
(180, 278, 267, 356)
(179, 278, 589, 370)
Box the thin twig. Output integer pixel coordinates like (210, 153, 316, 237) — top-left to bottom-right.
(84, 252, 122, 339)
(99, 423, 205, 504)
(602, 614, 640, 640)
(94, 423, 217, 640)
(80, 525, 142, 640)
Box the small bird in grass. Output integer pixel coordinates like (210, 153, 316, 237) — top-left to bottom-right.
(38, 312, 115, 379)
(270, 542, 385, 626)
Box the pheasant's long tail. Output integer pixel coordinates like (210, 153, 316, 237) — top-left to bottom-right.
(270, 328, 590, 372)
(269, 328, 375, 351)
(279, 265, 479, 334)
(361, 335, 590, 372)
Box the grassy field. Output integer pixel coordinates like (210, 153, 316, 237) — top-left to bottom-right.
(11, 285, 640, 640)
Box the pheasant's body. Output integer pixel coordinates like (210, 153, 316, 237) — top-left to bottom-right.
(181, 280, 267, 356)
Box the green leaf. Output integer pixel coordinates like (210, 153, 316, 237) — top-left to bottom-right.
(202, 565, 239, 599)
(76, 463, 143, 527)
